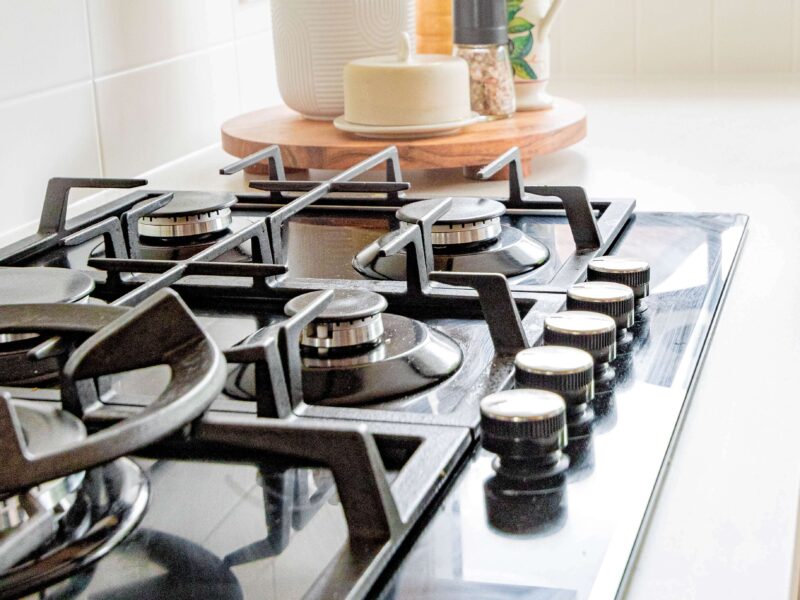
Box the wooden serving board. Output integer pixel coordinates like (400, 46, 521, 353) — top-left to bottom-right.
(220, 97, 586, 179)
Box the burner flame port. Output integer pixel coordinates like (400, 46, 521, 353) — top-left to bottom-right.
(396, 197, 506, 247)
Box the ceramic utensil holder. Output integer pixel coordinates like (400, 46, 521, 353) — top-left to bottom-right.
(271, 0, 416, 121)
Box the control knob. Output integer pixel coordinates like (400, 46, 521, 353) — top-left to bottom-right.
(480, 389, 567, 477)
(587, 256, 650, 316)
(515, 346, 595, 437)
(543, 310, 617, 389)
(567, 281, 635, 349)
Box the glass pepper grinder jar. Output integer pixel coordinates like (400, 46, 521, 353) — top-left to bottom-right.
(452, 0, 516, 119)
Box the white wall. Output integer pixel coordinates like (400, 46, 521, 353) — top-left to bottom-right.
(1, 0, 798, 245)
(549, 0, 800, 77)
(0, 0, 281, 245)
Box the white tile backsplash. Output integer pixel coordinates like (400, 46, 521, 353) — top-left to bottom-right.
(557, 0, 637, 76)
(95, 45, 240, 176)
(0, 83, 102, 238)
(87, 0, 235, 77)
(0, 0, 91, 101)
(637, 0, 714, 75)
(233, 0, 272, 38)
(236, 33, 281, 112)
(714, 0, 795, 73)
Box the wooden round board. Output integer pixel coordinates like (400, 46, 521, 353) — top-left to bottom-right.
(221, 97, 586, 179)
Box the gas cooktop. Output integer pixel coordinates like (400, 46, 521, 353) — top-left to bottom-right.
(0, 145, 746, 599)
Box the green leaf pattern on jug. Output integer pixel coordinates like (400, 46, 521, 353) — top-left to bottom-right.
(507, 0, 537, 80)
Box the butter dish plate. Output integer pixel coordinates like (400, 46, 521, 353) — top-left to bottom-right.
(333, 112, 481, 140)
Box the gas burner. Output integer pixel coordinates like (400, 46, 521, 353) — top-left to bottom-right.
(353, 197, 550, 280)
(0, 401, 149, 597)
(226, 290, 463, 407)
(130, 191, 243, 261)
(285, 289, 387, 353)
(397, 197, 506, 247)
(138, 191, 236, 240)
(0, 458, 149, 599)
(0, 268, 94, 386)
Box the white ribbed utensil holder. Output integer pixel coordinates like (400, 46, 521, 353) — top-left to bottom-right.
(271, 0, 416, 121)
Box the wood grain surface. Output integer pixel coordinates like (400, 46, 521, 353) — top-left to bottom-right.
(221, 97, 586, 177)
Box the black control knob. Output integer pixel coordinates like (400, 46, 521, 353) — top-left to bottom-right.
(480, 389, 567, 467)
(515, 346, 595, 437)
(587, 256, 650, 303)
(588, 257, 650, 326)
(515, 346, 594, 405)
(543, 311, 617, 365)
(566, 281, 635, 331)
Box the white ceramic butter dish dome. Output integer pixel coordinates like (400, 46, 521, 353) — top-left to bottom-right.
(342, 33, 472, 127)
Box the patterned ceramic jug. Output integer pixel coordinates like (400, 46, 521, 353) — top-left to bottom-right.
(507, 0, 564, 110)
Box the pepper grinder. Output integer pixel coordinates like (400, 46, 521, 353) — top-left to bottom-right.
(453, 0, 516, 119)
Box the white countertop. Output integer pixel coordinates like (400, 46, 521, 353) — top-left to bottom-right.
(91, 77, 800, 599)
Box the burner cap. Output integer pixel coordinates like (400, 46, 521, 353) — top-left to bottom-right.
(285, 289, 388, 321)
(138, 191, 236, 239)
(0, 267, 94, 346)
(396, 197, 506, 246)
(0, 267, 94, 305)
(285, 290, 389, 350)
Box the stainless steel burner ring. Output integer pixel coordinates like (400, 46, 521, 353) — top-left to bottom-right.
(138, 208, 233, 239)
(0, 472, 85, 532)
(301, 314, 384, 350)
(286, 289, 389, 351)
(400, 217, 503, 246)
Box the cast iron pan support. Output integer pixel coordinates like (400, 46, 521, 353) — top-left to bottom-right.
(429, 272, 528, 354)
(190, 289, 407, 544)
(194, 415, 401, 543)
(265, 147, 405, 264)
(0, 289, 227, 493)
(228, 141, 410, 199)
(2, 293, 405, 547)
(85, 220, 282, 306)
(478, 146, 603, 253)
(0, 178, 147, 265)
(372, 221, 530, 355)
(224, 290, 334, 418)
(38, 178, 147, 239)
(118, 193, 175, 259)
(220, 144, 287, 180)
(220, 144, 288, 202)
